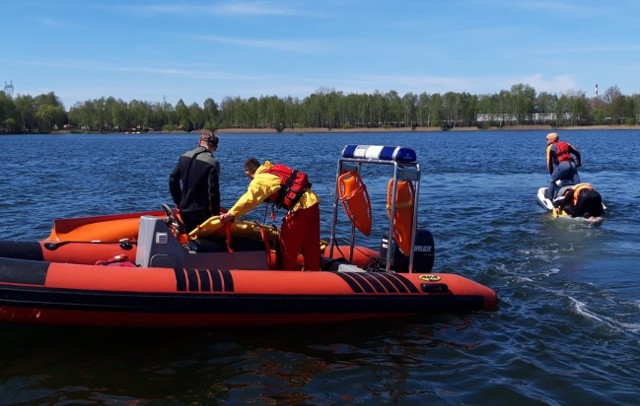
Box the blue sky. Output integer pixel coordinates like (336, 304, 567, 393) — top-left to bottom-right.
(3, 0, 639, 109)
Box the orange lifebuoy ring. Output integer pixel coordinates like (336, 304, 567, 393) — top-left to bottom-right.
(387, 179, 415, 256)
(337, 171, 372, 236)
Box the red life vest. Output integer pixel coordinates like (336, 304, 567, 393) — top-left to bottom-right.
(554, 141, 573, 162)
(264, 164, 311, 210)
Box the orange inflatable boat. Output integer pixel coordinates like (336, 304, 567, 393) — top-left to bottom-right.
(0, 144, 498, 327)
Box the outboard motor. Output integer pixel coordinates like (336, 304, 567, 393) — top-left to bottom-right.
(380, 229, 435, 273)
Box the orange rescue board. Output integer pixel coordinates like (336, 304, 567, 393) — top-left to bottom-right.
(337, 171, 372, 236)
(387, 179, 415, 256)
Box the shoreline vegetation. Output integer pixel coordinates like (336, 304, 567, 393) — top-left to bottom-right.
(215, 124, 640, 134)
(4, 85, 639, 135)
(48, 124, 639, 135)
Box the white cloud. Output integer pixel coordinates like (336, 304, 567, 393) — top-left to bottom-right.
(112, 1, 316, 17)
(191, 34, 323, 53)
(516, 74, 577, 93)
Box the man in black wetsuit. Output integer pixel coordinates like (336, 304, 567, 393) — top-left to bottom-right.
(169, 130, 220, 232)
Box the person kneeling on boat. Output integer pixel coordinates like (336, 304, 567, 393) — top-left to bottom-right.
(552, 183, 604, 218)
(219, 158, 321, 271)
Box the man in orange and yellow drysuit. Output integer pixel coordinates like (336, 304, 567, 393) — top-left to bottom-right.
(545, 132, 582, 199)
(219, 158, 321, 271)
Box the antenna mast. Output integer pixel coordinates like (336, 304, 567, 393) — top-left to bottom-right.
(3, 80, 14, 98)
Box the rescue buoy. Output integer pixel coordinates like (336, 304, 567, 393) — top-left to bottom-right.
(188, 216, 222, 240)
(337, 171, 372, 236)
(387, 179, 415, 256)
(188, 217, 264, 240)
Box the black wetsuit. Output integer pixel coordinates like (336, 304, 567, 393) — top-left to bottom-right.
(169, 146, 220, 231)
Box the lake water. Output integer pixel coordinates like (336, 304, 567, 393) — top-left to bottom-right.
(0, 129, 639, 404)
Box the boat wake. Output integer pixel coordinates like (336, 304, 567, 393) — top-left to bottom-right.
(569, 296, 640, 335)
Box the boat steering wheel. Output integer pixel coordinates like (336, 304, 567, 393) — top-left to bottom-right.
(162, 203, 186, 237)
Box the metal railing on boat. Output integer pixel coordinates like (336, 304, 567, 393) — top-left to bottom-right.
(327, 145, 421, 273)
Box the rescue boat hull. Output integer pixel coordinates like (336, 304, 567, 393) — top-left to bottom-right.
(0, 256, 497, 327)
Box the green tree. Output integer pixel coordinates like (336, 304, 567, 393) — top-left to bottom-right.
(11, 81, 640, 133)
(175, 99, 192, 131)
(129, 100, 151, 131)
(402, 92, 418, 127)
(35, 104, 65, 132)
(603, 86, 628, 124)
(188, 102, 205, 130)
(13, 95, 37, 131)
(369, 91, 387, 127)
(628, 93, 640, 125)
(565, 90, 591, 125)
(535, 92, 557, 124)
(510, 83, 536, 124)
(203, 98, 219, 129)
(0, 92, 18, 133)
(416, 92, 433, 127)
(385, 90, 403, 126)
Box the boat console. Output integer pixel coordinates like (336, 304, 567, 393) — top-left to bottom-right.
(136, 216, 269, 270)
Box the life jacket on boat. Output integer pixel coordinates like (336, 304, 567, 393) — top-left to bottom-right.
(337, 171, 372, 236)
(553, 141, 573, 163)
(264, 164, 311, 211)
(570, 183, 594, 206)
(386, 179, 415, 256)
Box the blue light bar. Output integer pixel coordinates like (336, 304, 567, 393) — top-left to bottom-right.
(341, 145, 417, 163)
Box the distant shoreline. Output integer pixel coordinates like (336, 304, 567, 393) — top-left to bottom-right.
(48, 124, 640, 135)
(216, 125, 640, 134)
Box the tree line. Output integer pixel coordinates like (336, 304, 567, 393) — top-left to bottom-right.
(1, 83, 639, 134)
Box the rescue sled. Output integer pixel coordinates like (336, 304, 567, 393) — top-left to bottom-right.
(0, 145, 497, 328)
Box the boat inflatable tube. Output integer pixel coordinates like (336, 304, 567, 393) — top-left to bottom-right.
(337, 171, 372, 236)
(387, 178, 415, 256)
(342, 145, 416, 163)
